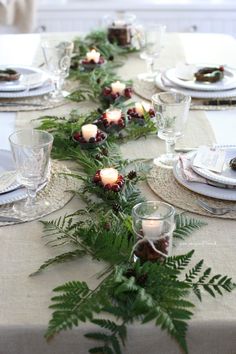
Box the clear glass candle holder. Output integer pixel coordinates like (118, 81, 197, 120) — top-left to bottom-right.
(132, 201, 175, 262)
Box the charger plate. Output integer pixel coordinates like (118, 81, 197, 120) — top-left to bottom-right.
(173, 159, 236, 201)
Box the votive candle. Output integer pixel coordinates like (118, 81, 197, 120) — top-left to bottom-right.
(81, 124, 98, 142)
(100, 168, 119, 186)
(135, 102, 150, 116)
(86, 49, 100, 63)
(142, 218, 163, 239)
(111, 81, 126, 94)
(106, 108, 122, 123)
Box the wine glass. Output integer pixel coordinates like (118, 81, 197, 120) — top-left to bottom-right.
(152, 92, 191, 167)
(41, 39, 74, 102)
(139, 24, 166, 82)
(132, 201, 175, 262)
(9, 129, 54, 218)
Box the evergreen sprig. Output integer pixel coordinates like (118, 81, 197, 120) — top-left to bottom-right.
(33, 29, 235, 354)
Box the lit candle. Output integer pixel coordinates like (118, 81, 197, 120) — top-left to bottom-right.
(106, 108, 122, 123)
(86, 49, 100, 63)
(135, 102, 150, 116)
(100, 168, 119, 186)
(142, 218, 163, 239)
(111, 81, 126, 94)
(113, 20, 126, 27)
(81, 124, 98, 142)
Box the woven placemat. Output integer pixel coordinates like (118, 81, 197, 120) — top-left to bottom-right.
(133, 78, 236, 111)
(0, 161, 81, 227)
(147, 165, 236, 219)
(0, 81, 79, 112)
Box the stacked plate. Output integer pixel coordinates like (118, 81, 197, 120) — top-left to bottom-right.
(0, 65, 54, 98)
(155, 64, 236, 99)
(173, 145, 236, 201)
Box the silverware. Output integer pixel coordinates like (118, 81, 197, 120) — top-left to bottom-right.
(196, 199, 236, 215)
(174, 148, 197, 153)
(0, 102, 44, 107)
(0, 215, 22, 222)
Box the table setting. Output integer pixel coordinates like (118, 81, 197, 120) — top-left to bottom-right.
(1, 25, 236, 354)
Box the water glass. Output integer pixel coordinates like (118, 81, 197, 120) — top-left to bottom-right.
(9, 129, 54, 218)
(152, 92, 191, 166)
(41, 39, 74, 101)
(132, 201, 175, 262)
(139, 24, 166, 82)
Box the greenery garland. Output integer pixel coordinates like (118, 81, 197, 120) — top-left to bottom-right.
(35, 30, 235, 354)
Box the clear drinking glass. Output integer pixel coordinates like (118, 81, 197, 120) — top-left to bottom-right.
(9, 129, 54, 218)
(41, 39, 74, 101)
(152, 92, 191, 166)
(139, 24, 166, 82)
(132, 201, 175, 262)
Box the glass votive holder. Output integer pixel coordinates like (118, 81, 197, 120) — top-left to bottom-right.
(132, 201, 175, 262)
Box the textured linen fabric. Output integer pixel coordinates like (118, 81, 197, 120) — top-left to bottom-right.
(0, 33, 236, 354)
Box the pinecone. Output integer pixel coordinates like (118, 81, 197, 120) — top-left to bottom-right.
(128, 170, 137, 180)
(124, 268, 136, 278)
(136, 273, 148, 287)
(95, 154, 102, 161)
(101, 147, 108, 156)
(112, 203, 122, 214)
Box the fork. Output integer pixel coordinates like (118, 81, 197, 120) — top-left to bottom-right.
(196, 199, 236, 215)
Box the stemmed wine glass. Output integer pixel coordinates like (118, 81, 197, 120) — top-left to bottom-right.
(152, 92, 191, 167)
(139, 24, 166, 82)
(9, 129, 54, 218)
(41, 39, 74, 102)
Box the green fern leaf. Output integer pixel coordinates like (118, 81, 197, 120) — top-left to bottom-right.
(174, 214, 207, 240)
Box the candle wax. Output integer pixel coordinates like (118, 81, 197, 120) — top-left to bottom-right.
(86, 49, 100, 63)
(100, 168, 119, 186)
(142, 218, 163, 239)
(81, 124, 98, 142)
(106, 109, 122, 123)
(111, 81, 126, 94)
(135, 102, 150, 116)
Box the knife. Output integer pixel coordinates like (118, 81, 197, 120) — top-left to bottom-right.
(0, 215, 22, 223)
(0, 102, 44, 107)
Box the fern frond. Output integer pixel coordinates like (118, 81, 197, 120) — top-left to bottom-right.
(174, 214, 207, 240)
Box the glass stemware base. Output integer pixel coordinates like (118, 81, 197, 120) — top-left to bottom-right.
(138, 71, 157, 82)
(13, 198, 50, 219)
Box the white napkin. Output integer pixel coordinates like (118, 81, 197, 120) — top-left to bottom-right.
(0, 171, 16, 193)
(179, 154, 207, 183)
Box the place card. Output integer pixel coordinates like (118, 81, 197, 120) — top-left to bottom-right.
(193, 146, 226, 173)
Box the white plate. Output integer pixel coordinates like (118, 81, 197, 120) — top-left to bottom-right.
(191, 145, 236, 186)
(155, 73, 236, 99)
(165, 66, 236, 91)
(0, 65, 50, 92)
(173, 159, 236, 201)
(0, 149, 20, 194)
(0, 81, 54, 98)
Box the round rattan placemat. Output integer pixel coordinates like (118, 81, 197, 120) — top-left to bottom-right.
(147, 165, 236, 219)
(0, 161, 81, 226)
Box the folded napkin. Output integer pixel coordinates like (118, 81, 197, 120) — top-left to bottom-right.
(0, 170, 16, 192)
(179, 154, 207, 183)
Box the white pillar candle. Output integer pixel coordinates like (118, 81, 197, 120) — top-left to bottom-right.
(100, 168, 119, 186)
(81, 124, 98, 142)
(113, 20, 126, 27)
(111, 81, 126, 94)
(135, 102, 150, 116)
(106, 108, 122, 123)
(86, 49, 100, 63)
(142, 219, 163, 239)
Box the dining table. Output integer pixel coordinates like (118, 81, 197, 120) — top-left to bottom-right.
(0, 30, 236, 354)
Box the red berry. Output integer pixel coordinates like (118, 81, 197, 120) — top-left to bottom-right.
(219, 65, 224, 72)
(105, 183, 112, 190)
(112, 184, 120, 192)
(124, 88, 132, 98)
(73, 132, 81, 141)
(103, 87, 112, 96)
